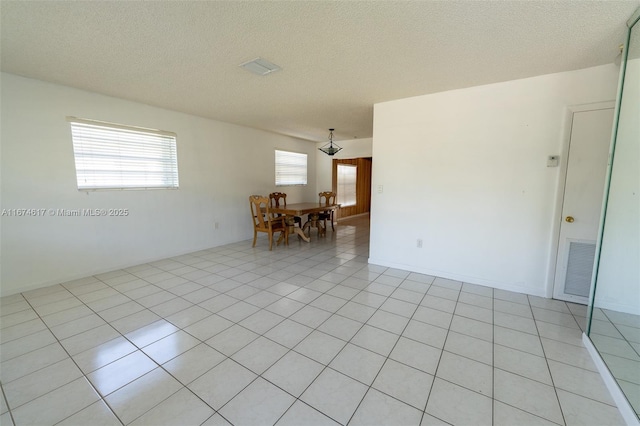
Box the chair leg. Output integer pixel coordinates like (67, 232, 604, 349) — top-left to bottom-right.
(252, 230, 257, 247)
(283, 217, 294, 245)
(331, 212, 335, 231)
(277, 229, 288, 246)
(268, 233, 273, 251)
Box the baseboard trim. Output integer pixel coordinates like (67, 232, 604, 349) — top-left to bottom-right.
(367, 257, 546, 297)
(0, 236, 248, 298)
(337, 212, 369, 222)
(583, 333, 639, 425)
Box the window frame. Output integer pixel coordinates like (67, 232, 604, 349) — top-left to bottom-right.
(68, 117, 179, 191)
(275, 149, 308, 186)
(337, 163, 357, 207)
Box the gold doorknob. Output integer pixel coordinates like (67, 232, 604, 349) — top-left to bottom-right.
(565, 216, 575, 223)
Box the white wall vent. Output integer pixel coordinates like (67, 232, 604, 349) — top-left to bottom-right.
(240, 58, 281, 76)
(564, 241, 597, 298)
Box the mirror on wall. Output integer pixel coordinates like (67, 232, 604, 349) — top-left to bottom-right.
(588, 9, 640, 419)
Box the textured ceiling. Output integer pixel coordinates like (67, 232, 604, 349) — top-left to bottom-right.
(1, 1, 638, 142)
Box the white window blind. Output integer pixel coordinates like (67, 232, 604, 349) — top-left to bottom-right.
(275, 150, 307, 186)
(337, 164, 357, 207)
(69, 117, 179, 190)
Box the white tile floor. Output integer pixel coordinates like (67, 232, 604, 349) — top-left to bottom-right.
(0, 215, 626, 425)
(590, 308, 640, 417)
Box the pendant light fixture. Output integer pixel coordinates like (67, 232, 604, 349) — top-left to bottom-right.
(318, 128, 343, 156)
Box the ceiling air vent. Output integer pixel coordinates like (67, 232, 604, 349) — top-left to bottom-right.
(239, 58, 281, 76)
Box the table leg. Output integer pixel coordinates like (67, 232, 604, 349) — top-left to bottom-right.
(303, 212, 326, 238)
(277, 217, 294, 246)
(283, 216, 310, 243)
(292, 226, 310, 242)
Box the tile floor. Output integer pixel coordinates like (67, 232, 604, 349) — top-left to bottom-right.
(0, 215, 626, 425)
(589, 308, 640, 417)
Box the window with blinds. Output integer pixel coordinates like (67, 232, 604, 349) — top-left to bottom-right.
(275, 149, 307, 186)
(337, 164, 357, 207)
(69, 117, 179, 190)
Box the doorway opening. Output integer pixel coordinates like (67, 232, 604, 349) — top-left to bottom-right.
(332, 157, 372, 220)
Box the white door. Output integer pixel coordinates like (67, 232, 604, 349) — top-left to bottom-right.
(553, 107, 614, 304)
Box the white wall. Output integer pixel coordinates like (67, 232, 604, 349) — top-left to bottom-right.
(0, 73, 317, 296)
(370, 64, 620, 297)
(594, 58, 640, 315)
(315, 138, 372, 194)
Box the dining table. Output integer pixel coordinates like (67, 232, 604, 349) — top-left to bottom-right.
(270, 202, 339, 242)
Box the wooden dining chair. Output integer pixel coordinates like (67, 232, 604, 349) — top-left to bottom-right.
(318, 191, 337, 232)
(249, 195, 286, 250)
(269, 192, 302, 227)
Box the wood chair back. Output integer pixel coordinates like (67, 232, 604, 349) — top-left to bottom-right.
(319, 191, 336, 206)
(318, 191, 337, 233)
(269, 192, 287, 209)
(270, 191, 303, 228)
(249, 195, 285, 250)
(250, 195, 276, 232)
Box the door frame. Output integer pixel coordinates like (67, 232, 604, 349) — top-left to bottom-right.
(332, 157, 372, 220)
(546, 101, 616, 300)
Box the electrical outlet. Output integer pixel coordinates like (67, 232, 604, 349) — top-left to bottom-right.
(377, 185, 383, 193)
(416, 239, 423, 248)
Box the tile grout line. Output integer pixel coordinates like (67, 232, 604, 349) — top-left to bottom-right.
(418, 281, 465, 425)
(527, 294, 568, 426)
(0, 382, 17, 426)
(16, 248, 234, 424)
(342, 275, 434, 425)
(268, 267, 398, 425)
(2, 218, 623, 426)
(145, 227, 371, 424)
(1, 222, 370, 425)
(492, 286, 495, 426)
(207, 230, 373, 425)
(12, 293, 126, 426)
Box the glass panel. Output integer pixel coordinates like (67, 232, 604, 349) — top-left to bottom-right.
(337, 164, 357, 207)
(588, 9, 640, 419)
